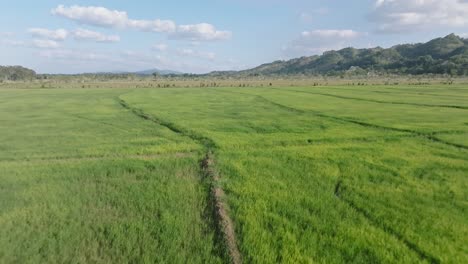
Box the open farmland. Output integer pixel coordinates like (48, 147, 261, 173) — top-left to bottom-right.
(1, 84, 467, 263)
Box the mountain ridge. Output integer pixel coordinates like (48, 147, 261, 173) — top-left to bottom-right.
(207, 34, 468, 76)
(133, 68, 183, 76)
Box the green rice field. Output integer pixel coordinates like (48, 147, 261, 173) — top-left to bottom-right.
(1, 84, 467, 263)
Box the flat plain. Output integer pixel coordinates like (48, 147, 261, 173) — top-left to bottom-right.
(0, 84, 467, 263)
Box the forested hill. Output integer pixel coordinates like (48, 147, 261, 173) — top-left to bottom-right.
(0, 66, 36, 81)
(212, 34, 468, 76)
(3, 34, 468, 79)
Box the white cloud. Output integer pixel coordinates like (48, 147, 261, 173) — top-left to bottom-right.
(51, 5, 176, 32)
(172, 23, 232, 41)
(460, 33, 468, 38)
(177, 48, 216, 60)
(302, 30, 362, 38)
(370, 0, 468, 33)
(152, 43, 168, 51)
(38, 49, 109, 61)
(28, 28, 68, 41)
(51, 5, 230, 41)
(283, 29, 364, 57)
(72, 28, 120, 43)
(32, 39, 61, 49)
(51, 5, 129, 28)
(0, 39, 26, 47)
(127, 19, 176, 33)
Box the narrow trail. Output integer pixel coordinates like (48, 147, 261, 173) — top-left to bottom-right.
(272, 88, 468, 110)
(334, 180, 440, 264)
(202, 152, 243, 264)
(220, 90, 468, 151)
(117, 97, 242, 264)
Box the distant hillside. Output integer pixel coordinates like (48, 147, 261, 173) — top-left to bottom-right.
(91, 69, 183, 76)
(0, 66, 36, 81)
(211, 34, 468, 76)
(134, 69, 183, 76)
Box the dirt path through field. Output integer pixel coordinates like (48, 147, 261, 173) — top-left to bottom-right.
(118, 96, 242, 264)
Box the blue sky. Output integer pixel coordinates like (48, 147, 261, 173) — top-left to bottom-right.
(1, 0, 468, 74)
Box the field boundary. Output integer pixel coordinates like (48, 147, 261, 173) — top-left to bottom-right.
(202, 152, 242, 264)
(222, 90, 468, 151)
(295, 86, 468, 99)
(275, 88, 468, 110)
(117, 96, 242, 264)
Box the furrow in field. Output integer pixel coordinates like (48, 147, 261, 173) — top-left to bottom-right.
(305, 86, 468, 99)
(241, 134, 413, 149)
(227, 91, 468, 150)
(382, 85, 468, 93)
(431, 130, 468, 135)
(317, 116, 468, 150)
(0, 152, 195, 164)
(275, 88, 468, 110)
(334, 180, 440, 264)
(117, 97, 242, 264)
(117, 98, 215, 149)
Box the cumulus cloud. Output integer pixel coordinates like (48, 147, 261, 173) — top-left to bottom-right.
(172, 23, 232, 41)
(51, 5, 176, 32)
(51, 5, 129, 28)
(28, 28, 68, 41)
(0, 39, 26, 47)
(127, 19, 176, 33)
(51, 5, 231, 41)
(39, 49, 106, 61)
(283, 29, 364, 57)
(32, 39, 61, 49)
(370, 0, 468, 33)
(72, 28, 120, 43)
(302, 30, 362, 38)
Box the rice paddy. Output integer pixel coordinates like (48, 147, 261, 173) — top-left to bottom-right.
(1, 84, 467, 263)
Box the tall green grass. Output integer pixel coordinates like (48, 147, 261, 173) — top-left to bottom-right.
(0, 89, 222, 263)
(1, 84, 467, 263)
(122, 85, 468, 263)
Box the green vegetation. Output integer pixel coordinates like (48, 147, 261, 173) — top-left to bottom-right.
(1, 84, 467, 263)
(2, 34, 468, 83)
(0, 89, 222, 263)
(0, 66, 36, 81)
(221, 34, 468, 76)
